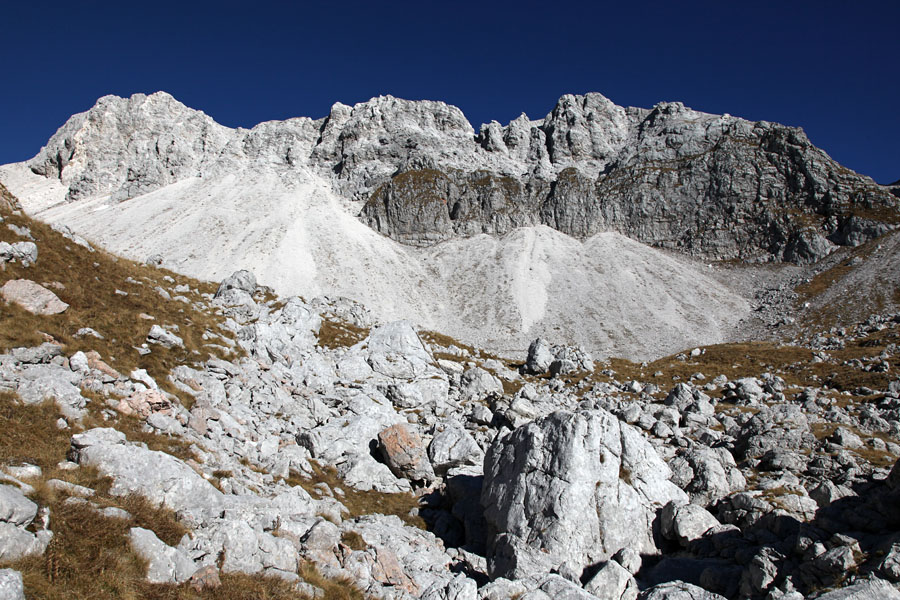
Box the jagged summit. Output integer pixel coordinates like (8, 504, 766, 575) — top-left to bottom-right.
(3, 90, 900, 359)
(24, 90, 898, 263)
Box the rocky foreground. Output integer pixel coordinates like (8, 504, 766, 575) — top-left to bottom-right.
(1, 188, 900, 599)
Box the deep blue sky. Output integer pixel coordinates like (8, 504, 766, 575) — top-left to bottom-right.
(3, 0, 898, 183)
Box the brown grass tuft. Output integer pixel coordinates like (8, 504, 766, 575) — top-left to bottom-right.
(317, 319, 369, 350)
(340, 531, 367, 551)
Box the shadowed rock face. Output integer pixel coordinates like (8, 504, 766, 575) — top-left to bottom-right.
(25, 91, 898, 265)
(361, 99, 898, 263)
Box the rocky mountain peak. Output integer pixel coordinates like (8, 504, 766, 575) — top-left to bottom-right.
(29, 91, 231, 202)
(23, 90, 898, 266)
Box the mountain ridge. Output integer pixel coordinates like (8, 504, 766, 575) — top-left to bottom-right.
(24, 91, 899, 264)
(3, 90, 899, 360)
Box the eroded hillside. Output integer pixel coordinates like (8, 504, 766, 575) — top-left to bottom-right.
(2, 184, 900, 600)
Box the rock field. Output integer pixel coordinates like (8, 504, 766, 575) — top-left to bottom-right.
(0, 178, 899, 599)
(0, 91, 899, 599)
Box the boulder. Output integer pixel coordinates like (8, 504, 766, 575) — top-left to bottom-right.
(70, 428, 224, 525)
(459, 367, 503, 403)
(0, 569, 25, 600)
(0, 522, 51, 561)
(129, 527, 196, 583)
(420, 573, 477, 600)
(584, 560, 639, 600)
(638, 581, 727, 599)
(660, 502, 720, 546)
(0, 485, 38, 526)
(481, 409, 687, 580)
(428, 422, 484, 475)
(1, 279, 68, 315)
(365, 321, 435, 379)
(215, 270, 257, 298)
(668, 447, 745, 505)
(524, 338, 554, 374)
(378, 423, 435, 484)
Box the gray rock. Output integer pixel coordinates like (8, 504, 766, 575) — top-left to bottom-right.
(814, 578, 900, 599)
(0, 241, 37, 267)
(0, 568, 25, 600)
(481, 408, 687, 580)
(668, 447, 745, 505)
(459, 367, 503, 403)
(147, 325, 184, 349)
(808, 480, 855, 507)
(0, 522, 51, 561)
(421, 573, 478, 600)
(536, 574, 598, 599)
(9, 342, 63, 364)
(70, 427, 224, 524)
(0, 279, 68, 315)
(215, 270, 257, 298)
(478, 577, 530, 599)
(129, 527, 196, 583)
(638, 581, 727, 600)
(879, 544, 900, 582)
(660, 502, 720, 546)
(524, 338, 554, 374)
(365, 321, 435, 379)
(0, 485, 38, 527)
(429, 422, 484, 475)
(584, 560, 638, 600)
(179, 519, 299, 576)
(830, 426, 864, 449)
(16, 364, 88, 419)
(736, 404, 813, 461)
(69, 350, 90, 373)
(612, 547, 642, 574)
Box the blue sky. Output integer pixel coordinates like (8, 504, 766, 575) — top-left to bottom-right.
(3, 0, 898, 183)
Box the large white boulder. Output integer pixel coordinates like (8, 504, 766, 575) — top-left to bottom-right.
(481, 409, 687, 580)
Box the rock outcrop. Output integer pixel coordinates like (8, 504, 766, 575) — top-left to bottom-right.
(481, 408, 687, 580)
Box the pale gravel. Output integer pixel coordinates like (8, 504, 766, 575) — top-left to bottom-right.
(1, 162, 752, 361)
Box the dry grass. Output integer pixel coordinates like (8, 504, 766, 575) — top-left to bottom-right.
(340, 531, 367, 551)
(13, 498, 358, 600)
(585, 331, 896, 402)
(0, 392, 72, 470)
(317, 319, 369, 350)
(419, 330, 476, 356)
(286, 462, 425, 530)
(0, 200, 238, 407)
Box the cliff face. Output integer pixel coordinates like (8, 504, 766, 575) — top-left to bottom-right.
(358, 96, 897, 263)
(26, 91, 898, 264)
